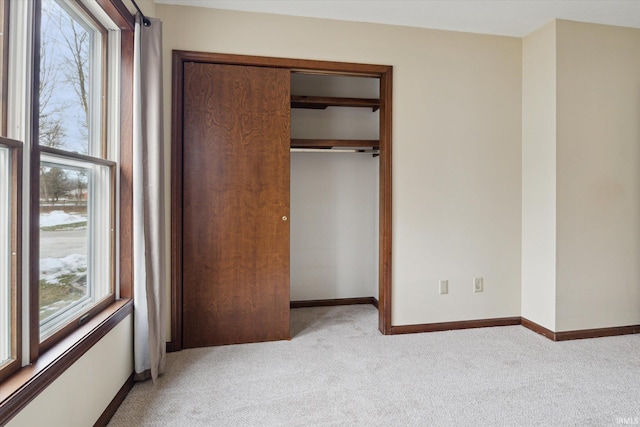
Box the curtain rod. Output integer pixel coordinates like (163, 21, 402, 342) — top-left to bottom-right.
(130, 0, 151, 27)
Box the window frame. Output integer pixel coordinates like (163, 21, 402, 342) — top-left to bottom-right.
(30, 0, 119, 357)
(0, 136, 22, 383)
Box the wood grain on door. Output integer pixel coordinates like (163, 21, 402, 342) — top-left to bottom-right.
(182, 62, 290, 347)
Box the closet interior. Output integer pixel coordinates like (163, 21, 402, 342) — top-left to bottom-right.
(289, 73, 380, 308)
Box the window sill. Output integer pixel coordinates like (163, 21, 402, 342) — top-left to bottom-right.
(0, 298, 133, 425)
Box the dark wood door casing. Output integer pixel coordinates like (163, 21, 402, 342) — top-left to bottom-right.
(170, 51, 393, 351)
(182, 62, 291, 347)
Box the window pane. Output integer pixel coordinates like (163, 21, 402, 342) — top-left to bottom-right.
(0, 147, 11, 364)
(39, 158, 112, 339)
(39, 163, 88, 323)
(39, 0, 102, 155)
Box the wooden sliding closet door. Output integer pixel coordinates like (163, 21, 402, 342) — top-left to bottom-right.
(182, 62, 290, 348)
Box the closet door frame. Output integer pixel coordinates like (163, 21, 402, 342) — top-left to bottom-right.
(169, 50, 393, 351)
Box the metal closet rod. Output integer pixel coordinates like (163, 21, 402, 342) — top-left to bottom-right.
(130, 0, 151, 27)
(290, 148, 379, 154)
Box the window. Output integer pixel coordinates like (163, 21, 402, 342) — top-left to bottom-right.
(0, 0, 126, 371)
(0, 0, 20, 383)
(0, 137, 21, 382)
(38, 156, 114, 339)
(0, 0, 132, 402)
(39, 0, 104, 155)
(36, 0, 117, 347)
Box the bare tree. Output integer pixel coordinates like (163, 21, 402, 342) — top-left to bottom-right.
(39, 19, 67, 201)
(73, 170, 87, 201)
(60, 19, 89, 124)
(39, 30, 66, 149)
(50, 6, 90, 146)
(39, 0, 91, 153)
(40, 167, 71, 204)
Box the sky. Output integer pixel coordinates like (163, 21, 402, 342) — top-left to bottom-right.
(40, 0, 94, 155)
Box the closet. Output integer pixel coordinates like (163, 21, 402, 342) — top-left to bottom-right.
(171, 51, 393, 350)
(289, 73, 380, 305)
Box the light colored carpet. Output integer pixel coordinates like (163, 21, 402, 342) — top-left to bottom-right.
(108, 305, 640, 426)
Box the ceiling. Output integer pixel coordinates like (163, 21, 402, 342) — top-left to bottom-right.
(153, 0, 640, 37)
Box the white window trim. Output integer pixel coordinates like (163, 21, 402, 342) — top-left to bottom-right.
(0, 147, 11, 363)
(106, 29, 121, 298)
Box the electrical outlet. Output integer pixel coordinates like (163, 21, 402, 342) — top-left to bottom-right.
(473, 277, 483, 293)
(439, 280, 448, 295)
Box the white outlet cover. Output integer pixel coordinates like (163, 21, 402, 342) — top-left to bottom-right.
(473, 277, 483, 293)
(439, 280, 448, 295)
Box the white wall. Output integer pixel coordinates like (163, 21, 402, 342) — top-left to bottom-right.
(290, 153, 379, 301)
(555, 20, 640, 331)
(521, 21, 557, 331)
(8, 314, 133, 427)
(290, 74, 379, 301)
(158, 6, 523, 327)
(125, 0, 156, 15)
(521, 19, 640, 332)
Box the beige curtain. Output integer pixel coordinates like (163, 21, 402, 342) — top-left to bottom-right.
(133, 13, 166, 382)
